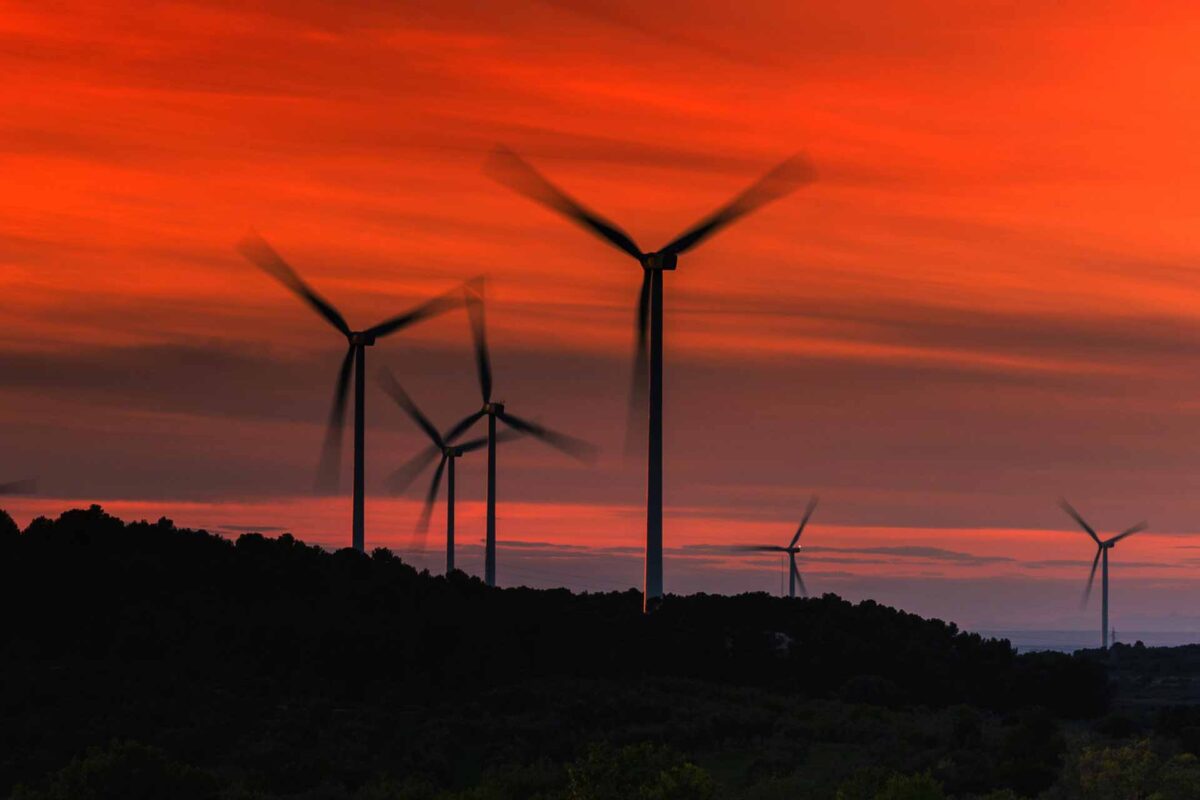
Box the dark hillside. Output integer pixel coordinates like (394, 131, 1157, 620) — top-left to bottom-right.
(0, 506, 1115, 799)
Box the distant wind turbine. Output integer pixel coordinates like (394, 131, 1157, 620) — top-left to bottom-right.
(734, 497, 819, 598)
(487, 146, 813, 612)
(1059, 499, 1147, 650)
(237, 232, 464, 552)
(442, 279, 595, 587)
(378, 369, 520, 574)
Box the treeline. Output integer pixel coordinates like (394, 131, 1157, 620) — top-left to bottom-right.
(0, 505, 1105, 711)
(0, 506, 1118, 799)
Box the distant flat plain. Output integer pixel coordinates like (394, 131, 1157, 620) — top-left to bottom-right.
(980, 630, 1200, 653)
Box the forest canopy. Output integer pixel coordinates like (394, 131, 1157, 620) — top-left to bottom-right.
(3, 506, 1177, 800)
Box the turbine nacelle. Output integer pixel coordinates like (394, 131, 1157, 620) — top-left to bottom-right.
(484, 402, 506, 415)
(348, 331, 377, 347)
(640, 251, 678, 271)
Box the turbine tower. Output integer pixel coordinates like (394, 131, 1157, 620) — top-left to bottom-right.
(379, 369, 519, 574)
(1059, 499, 1147, 650)
(487, 147, 813, 612)
(443, 279, 594, 587)
(237, 233, 463, 552)
(735, 497, 819, 598)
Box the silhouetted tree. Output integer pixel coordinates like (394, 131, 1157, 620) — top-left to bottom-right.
(0, 508, 18, 542)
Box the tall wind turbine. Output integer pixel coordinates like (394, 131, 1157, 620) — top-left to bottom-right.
(237, 232, 462, 552)
(1059, 499, 1147, 650)
(442, 279, 594, 587)
(734, 497, 819, 598)
(378, 369, 519, 574)
(487, 147, 813, 612)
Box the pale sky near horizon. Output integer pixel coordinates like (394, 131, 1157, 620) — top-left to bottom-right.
(4, 1, 1200, 630)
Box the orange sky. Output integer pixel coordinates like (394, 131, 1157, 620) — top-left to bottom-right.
(4, 1, 1200, 630)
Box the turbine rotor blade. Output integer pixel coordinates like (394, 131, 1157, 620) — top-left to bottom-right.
(456, 435, 490, 454)
(794, 564, 808, 599)
(315, 345, 356, 493)
(236, 232, 351, 336)
(456, 427, 522, 454)
(0, 478, 37, 495)
(364, 285, 463, 340)
(378, 369, 443, 448)
(661, 153, 815, 255)
(444, 409, 486, 444)
(485, 145, 644, 261)
(416, 455, 447, 537)
(789, 495, 819, 548)
(1110, 522, 1148, 544)
(1081, 546, 1102, 608)
(464, 278, 493, 404)
(496, 411, 597, 462)
(1059, 498, 1101, 544)
(385, 444, 441, 494)
(624, 271, 651, 456)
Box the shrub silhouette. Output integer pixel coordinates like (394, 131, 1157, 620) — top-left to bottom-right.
(11, 740, 218, 800)
(567, 743, 715, 800)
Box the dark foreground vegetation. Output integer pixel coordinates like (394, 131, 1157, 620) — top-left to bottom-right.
(2, 506, 1199, 799)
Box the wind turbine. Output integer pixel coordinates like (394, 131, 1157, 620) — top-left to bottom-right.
(1059, 499, 1147, 650)
(378, 369, 520, 574)
(487, 147, 813, 612)
(441, 279, 595, 587)
(734, 497, 819, 598)
(237, 232, 463, 552)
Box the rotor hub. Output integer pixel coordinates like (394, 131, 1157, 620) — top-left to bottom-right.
(484, 402, 505, 415)
(348, 331, 377, 346)
(641, 251, 678, 271)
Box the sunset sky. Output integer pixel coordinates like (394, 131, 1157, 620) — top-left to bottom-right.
(5, 1, 1200, 632)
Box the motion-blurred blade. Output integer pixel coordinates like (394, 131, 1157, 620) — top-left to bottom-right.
(1110, 522, 1148, 544)
(378, 369, 443, 448)
(1081, 546, 1102, 608)
(496, 411, 597, 462)
(662, 154, 815, 255)
(464, 278, 493, 403)
(485, 145, 644, 261)
(364, 286, 463, 340)
(1058, 498, 1101, 545)
(0, 478, 37, 495)
(416, 455, 448, 537)
(456, 428, 522, 454)
(793, 563, 808, 599)
(385, 444, 442, 494)
(456, 435, 490, 454)
(236, 232, 351, 336)
(789, 495, 819, 548)
(624, 271, 651, 455)
(315, 345, 356, 493)
(444, 409, 486, 444)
